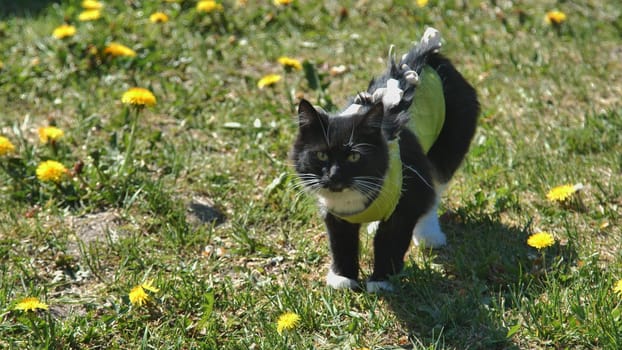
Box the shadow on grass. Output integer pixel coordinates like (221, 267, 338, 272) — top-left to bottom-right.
(382, 214, 576, 349)
(0, 0, 60, 18)
(188, 199, 226, 226)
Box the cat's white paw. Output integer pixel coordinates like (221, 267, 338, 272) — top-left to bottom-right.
(366, 280, 394, 293)
(412, 190, 447, 248)
(326, 270, 358, 290)
(412, 210, 446, 249)
(412, 228, 446, 248)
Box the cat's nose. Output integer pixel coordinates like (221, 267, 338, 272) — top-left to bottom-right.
(326, 165, 346, 191)
(328, 164, 341, 181)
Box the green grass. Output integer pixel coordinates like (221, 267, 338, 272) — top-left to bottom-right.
(1, 0, 621, 348)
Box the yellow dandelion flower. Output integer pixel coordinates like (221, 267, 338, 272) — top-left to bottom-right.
(545, 10, 567, 25)
(546, 183, 582, 202)
(257, 74, 282, 89)
(52, 24, 77, 39)
(103, 42, 137, 57)
(141, 280, 159, 293)
(122, 87, 157, 107)
(38, 126, 64, 144)
(150, 12, 169, 23)
(129, 280, 158, 306)
(196, 1, 223, 13)
(0, 136, 16, 156)
(274, 0, 293, 6)
(129, 285, 149, 306)
(14, 297, 49, 312)
(613, 279, 622, 297)
(82, 0, 104, 10)
(78, 9, 101, 21)
(527, 232, 555, 250)
(416, 0, 428, 7)
(36, 160, 68, 183)
(276, 312, 301, 334)
(277, 56, 302, 71)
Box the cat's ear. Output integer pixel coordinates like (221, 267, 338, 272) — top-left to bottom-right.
(297, 99, 327, 130)
(297, 99, 316, 127)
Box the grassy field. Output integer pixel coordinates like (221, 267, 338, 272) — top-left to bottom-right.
(0, 0, 621, 349)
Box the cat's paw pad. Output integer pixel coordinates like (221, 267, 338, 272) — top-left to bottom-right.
(412, 229, 447, 248)
(326, 270, 358, 290)
(366, 280, 394, 293)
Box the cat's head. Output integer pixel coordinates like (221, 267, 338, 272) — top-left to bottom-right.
(290, 99, 392, 216)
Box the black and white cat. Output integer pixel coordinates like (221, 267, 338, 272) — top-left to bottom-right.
(290, 28, 479, 292)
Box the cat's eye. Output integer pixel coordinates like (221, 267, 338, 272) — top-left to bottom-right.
(347, 152, 361, 162)
(316, 151, 328, 161)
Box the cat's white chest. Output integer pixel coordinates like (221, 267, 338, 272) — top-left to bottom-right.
(317, 189, 368, 216)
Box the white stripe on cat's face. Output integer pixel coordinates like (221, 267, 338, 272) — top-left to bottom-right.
(317, 188, 368, 216)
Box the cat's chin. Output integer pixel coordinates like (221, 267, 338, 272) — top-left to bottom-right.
(316, 188, 369, 216)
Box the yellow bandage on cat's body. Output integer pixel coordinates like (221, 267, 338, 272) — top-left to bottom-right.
(335, 66, 445, 224)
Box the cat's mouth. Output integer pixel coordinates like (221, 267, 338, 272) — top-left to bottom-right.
(325, 183, 347, 192)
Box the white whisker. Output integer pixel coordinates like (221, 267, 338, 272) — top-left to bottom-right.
(403, 165, 434, 190)
(350, 143, 377, 155)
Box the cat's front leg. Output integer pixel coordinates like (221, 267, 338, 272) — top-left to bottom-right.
(367, 214, 419, 292)
(324, 213, 360, 290)
(368, 181, 436, 292)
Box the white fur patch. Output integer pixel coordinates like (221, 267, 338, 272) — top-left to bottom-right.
(421, 27, 442, 52)
(412, 208, 446, 248)
(339, 103, 363, 117)
(412, 184, 447, 248)
(371, 79, 404, 111)
(383, 79, 403, 108)
(326, 270, 358, 289)
(317, 188, 368, 216)
(366, 280, 394, 293)
(404, 70, 419, 85)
